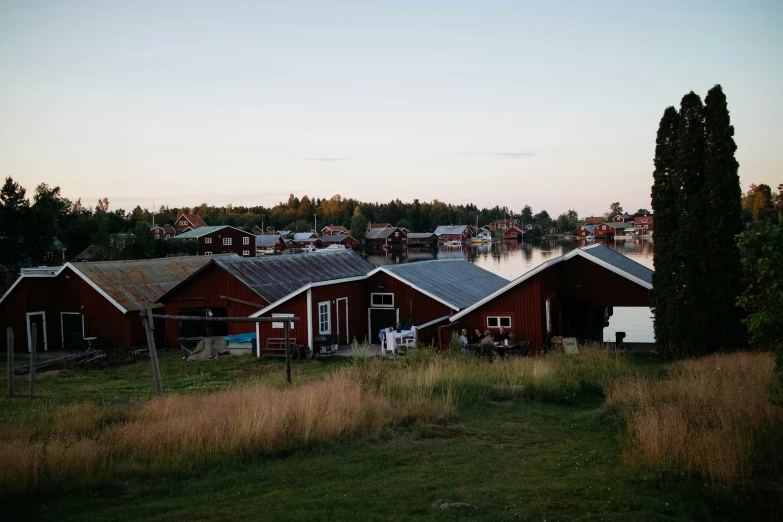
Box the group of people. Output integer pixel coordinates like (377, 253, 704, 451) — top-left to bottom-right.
(458, 326, 514, 348)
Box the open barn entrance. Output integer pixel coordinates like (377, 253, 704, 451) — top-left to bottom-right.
(369, 308, 398, 344)
(178, 307, 228, 338)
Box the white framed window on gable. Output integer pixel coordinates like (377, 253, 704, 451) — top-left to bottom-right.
(242, 250, 250, 256)
(318, 301, 331, 334)
(371, 293, 394, 307)
(204, 237, 212, 244)
(243, 237, 250, 245)
(486, 316, 511, 329)
(204, 251, 212, 256)
(223, 237, 232, 246)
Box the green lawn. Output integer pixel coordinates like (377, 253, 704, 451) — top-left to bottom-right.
(0, 352, 771, 521)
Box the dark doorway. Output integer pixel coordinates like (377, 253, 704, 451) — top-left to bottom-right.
(370, 308, 397, 344)
(27, 313, 46, 352)
(561, 300, 592, 341)
(177, 307, 228, 338)
(62, 313, 84, 351)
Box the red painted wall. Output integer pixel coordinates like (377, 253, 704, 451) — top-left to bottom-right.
(199, 228, 256, 257)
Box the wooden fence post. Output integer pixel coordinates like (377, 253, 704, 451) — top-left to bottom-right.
(6, 327, 13, 398)
(142, 308, 164, 397)
(284, 318, 291, 384)
(29, 323, 36, 399)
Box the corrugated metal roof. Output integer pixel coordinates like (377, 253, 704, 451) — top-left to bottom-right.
(407, 232, 436, 239)
(366, 227, 398, 239)
(293, 232, 318, 241)
(381, 260, 509, 310)
(580, 244, 653, 285)
(605, 222, 634, 229)
(213, 250, 374, 303)
(256, 234, 282, 247)
(69, 255, 216, 312)
(176, 225, 230, 239)
(433, 225, 470, 236)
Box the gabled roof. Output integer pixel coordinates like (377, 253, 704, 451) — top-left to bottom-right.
(323, 225, 349, 233)
(176, 213, 207, 228)
(68, 255, 216, 313)
(503, 226, 525, 234)
(256, 234, 283, 247)
(293, 232, 318, 241)
(584, 216, 604, 224)
(576, 224, 598, 233)
(603, 222, 634, 229)
(370, 223, 392, 229)
(176, 225, 235, 239)
(450, 244, 653, 321)
(319, 234, 356, 243)
(160, 250, 374, 306)
(433, 225, 470, 236)
(366, 227, 403, 239)
(250, 258, 509, 317)
(381, 260, 509, 310)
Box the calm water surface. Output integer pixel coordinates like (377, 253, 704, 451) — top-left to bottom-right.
(366, 238, 655, 343)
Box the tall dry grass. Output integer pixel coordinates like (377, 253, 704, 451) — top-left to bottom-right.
(0, 347, 628, 495)
(606, 352, 783, 487)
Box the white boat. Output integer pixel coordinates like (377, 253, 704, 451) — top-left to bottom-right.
(315, 244, 347, 252)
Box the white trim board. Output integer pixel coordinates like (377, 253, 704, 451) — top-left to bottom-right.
(26, 311, 48, 352)
(249, 274, 369, 317)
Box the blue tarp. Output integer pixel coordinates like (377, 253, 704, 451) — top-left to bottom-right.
(224, 333, 257, 343)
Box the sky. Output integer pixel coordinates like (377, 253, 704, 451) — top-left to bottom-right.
(0, 0, 781, 218)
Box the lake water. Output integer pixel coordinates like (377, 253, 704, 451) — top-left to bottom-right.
(366, 238, 656, 343)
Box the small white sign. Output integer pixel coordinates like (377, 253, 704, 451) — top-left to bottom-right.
(272, 313, 294, 329)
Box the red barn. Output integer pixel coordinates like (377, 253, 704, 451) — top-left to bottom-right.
(250, 260, 508, 352)
(176, 225, 257, 257)
(321, 225, 349, 236)
(449, 244, 652, 349)
(365, 227, 408, 248)
(487, 218, 520, 231)
(503, 226, 525, 241)
(318, 234, 360, 248)
(433, 225, 472, 243)
(634, 215, 653, 233)
(156, 250, 374, 346)
(0, 257, 214, 353)
(593, 222, 632, 240)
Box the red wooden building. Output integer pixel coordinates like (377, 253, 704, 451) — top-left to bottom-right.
(433, 225, 472, 243)
(593, 222, 632, 240)
(249, 259, 508, 352)
(584, 216, 604, 225)
(634, 215, 653, 232)
(487, 218, 520, 231)
(448, 244, 652, 349)
(503, 226, 525, 240)
(365, 226, 408, 248)
(318, 234, 360, 248)
(292, 232, 321, 248)
(0, 257, 214, 353)
(156, 250, 375, 346)
(176, 225, 257, 257)
(574, 224, 598, 238)
(256, 234, 287, 252)
(151, 224, 176, 240)
(175, 213, 208, 234)
(321, 225, 350, 236)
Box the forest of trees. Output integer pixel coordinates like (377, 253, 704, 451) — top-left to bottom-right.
(0, 177, 585, 267)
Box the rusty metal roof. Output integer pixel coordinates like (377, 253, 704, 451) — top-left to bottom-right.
(68, 255, 217, 313)
(212, 250, 374, 303)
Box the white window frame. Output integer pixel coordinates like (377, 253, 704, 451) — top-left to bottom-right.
(486, 316, 511, 329)
(243, 236, 250, 245)
(180, 220, 187, 225)
(318, 301, 331, 334)
(242, 250, 250, 256)
(204, 251, 212, 256)
(546, 299, 552, 333)
(371, 293, 394, 308)
(204, 237, 212, 244)
(223, 237, 232, 245)
(25, 311, 48, 352)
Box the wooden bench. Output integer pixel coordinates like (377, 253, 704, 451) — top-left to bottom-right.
(262, 338, 298, 358)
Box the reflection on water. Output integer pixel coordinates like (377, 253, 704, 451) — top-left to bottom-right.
(364, 238, 656, 343)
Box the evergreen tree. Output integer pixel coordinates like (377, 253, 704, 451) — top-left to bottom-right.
(650, 106, 680, 357)
(703, 84, 744, 351)
(675, 91, 708, 356)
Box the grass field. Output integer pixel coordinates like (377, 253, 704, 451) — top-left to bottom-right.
(1, 349, 779, 521)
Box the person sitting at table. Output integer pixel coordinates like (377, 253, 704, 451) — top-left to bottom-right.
(480, 330, 494, 345)
(494, 326, 510, 344)
(470, 328, 483, 344)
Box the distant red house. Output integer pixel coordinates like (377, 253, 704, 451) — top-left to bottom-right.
(592, 222, 632, 240)
(448, 244, 652, 349)
(176, 226, 257, 257)
(369, 223, 392, 230)
(175, 213, 208, 234)
(574, 224, 598, 238)
(634, 215, 653, 233)
(487, 218, 520, 231)
(433, 225, 472, 242)
(292, 232, 321, 248)
(503, 226, 525, 240)
(256, 234, 287, 252)
(151, 224, 176, 240)
(365, 227, 408, 248)
(321, 225, 350, 236)
(613, 213, 633, 223)
(319, 234, 360, 248)
(584, 216, 604, 225)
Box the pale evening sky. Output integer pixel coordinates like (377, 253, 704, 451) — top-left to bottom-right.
(0, 0, 781, 218)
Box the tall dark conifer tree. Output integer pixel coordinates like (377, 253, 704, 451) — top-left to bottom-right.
(703, 84, 744, 350)
(675, 92, 708, 356)
(650, 106, 680, 357)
